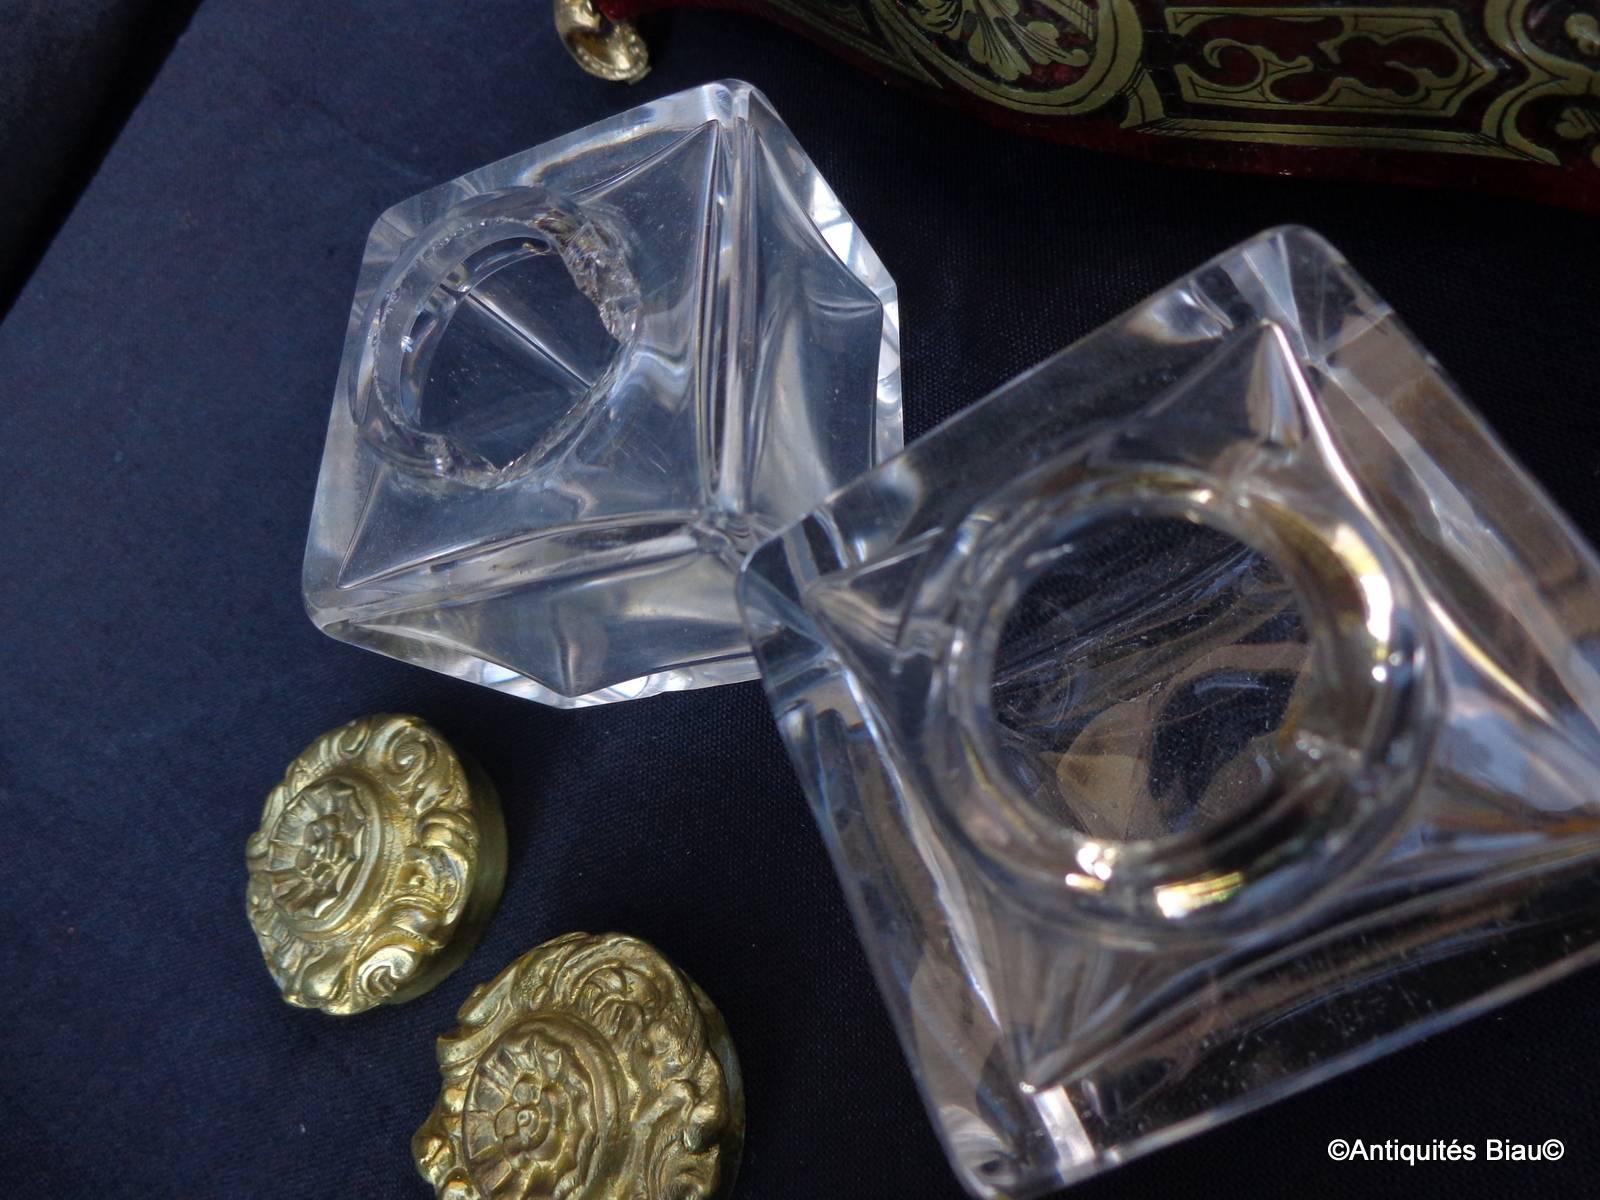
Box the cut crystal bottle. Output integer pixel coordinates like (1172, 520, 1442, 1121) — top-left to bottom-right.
(304, 81, 900, 706)
(739, 226, 1600, 1196)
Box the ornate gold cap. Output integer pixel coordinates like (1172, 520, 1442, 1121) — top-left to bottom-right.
(414, 932, 743, 1200)
(245, 714, 506, 1015)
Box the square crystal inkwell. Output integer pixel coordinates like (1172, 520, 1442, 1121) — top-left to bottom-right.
(739, 227, 1600, 1196)
(304, 81, 900, 706)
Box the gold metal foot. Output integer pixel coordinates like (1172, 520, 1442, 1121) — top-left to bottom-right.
(555, 0, 650, 83)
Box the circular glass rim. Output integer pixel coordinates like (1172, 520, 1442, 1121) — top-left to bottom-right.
(352, 188, 640, 488)
(925, 466, 1433, 936)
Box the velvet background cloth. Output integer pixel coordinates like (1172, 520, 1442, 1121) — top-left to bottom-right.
(0, 0, 195, 303)
(3, 3, 1599, 1197)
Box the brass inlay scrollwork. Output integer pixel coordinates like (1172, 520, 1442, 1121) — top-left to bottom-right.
(869, 0, 1148, 114)
(1567, 12, 1600, 59)
(1144, 0, 1600, 164)
(563, 0, 1598, 183)
(1168, 7, 1494, 117)
(897, 0, 1093, 84)
(1553, 12, 1600, 166)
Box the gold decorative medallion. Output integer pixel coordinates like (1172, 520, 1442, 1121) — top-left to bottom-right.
(246, 714, 506, 1015)
(414, 932, 743, 1200)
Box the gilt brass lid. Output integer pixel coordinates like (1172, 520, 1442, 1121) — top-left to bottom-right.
(414, 932, 743, 1200)
(245, 714, 506, 1015)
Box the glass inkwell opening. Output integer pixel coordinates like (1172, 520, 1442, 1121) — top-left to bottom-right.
(938, 475, 1431, 935)
(352, 190, 640, 487)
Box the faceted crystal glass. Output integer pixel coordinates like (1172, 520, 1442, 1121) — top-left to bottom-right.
(304, 81, 900, 706)
(739, 227, 1600, 1196)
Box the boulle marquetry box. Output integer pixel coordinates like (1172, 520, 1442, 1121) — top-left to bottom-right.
(568, 0, 1600, 210)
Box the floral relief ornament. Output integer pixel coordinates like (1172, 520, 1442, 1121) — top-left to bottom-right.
(414, 932, 743, 1200)
(903, 0, 1093, 83)
(245, 714, 506, 1015)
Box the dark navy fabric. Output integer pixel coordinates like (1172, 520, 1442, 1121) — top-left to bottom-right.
(0, 0, 199, 307)
(3, 3, 1600, 1197)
